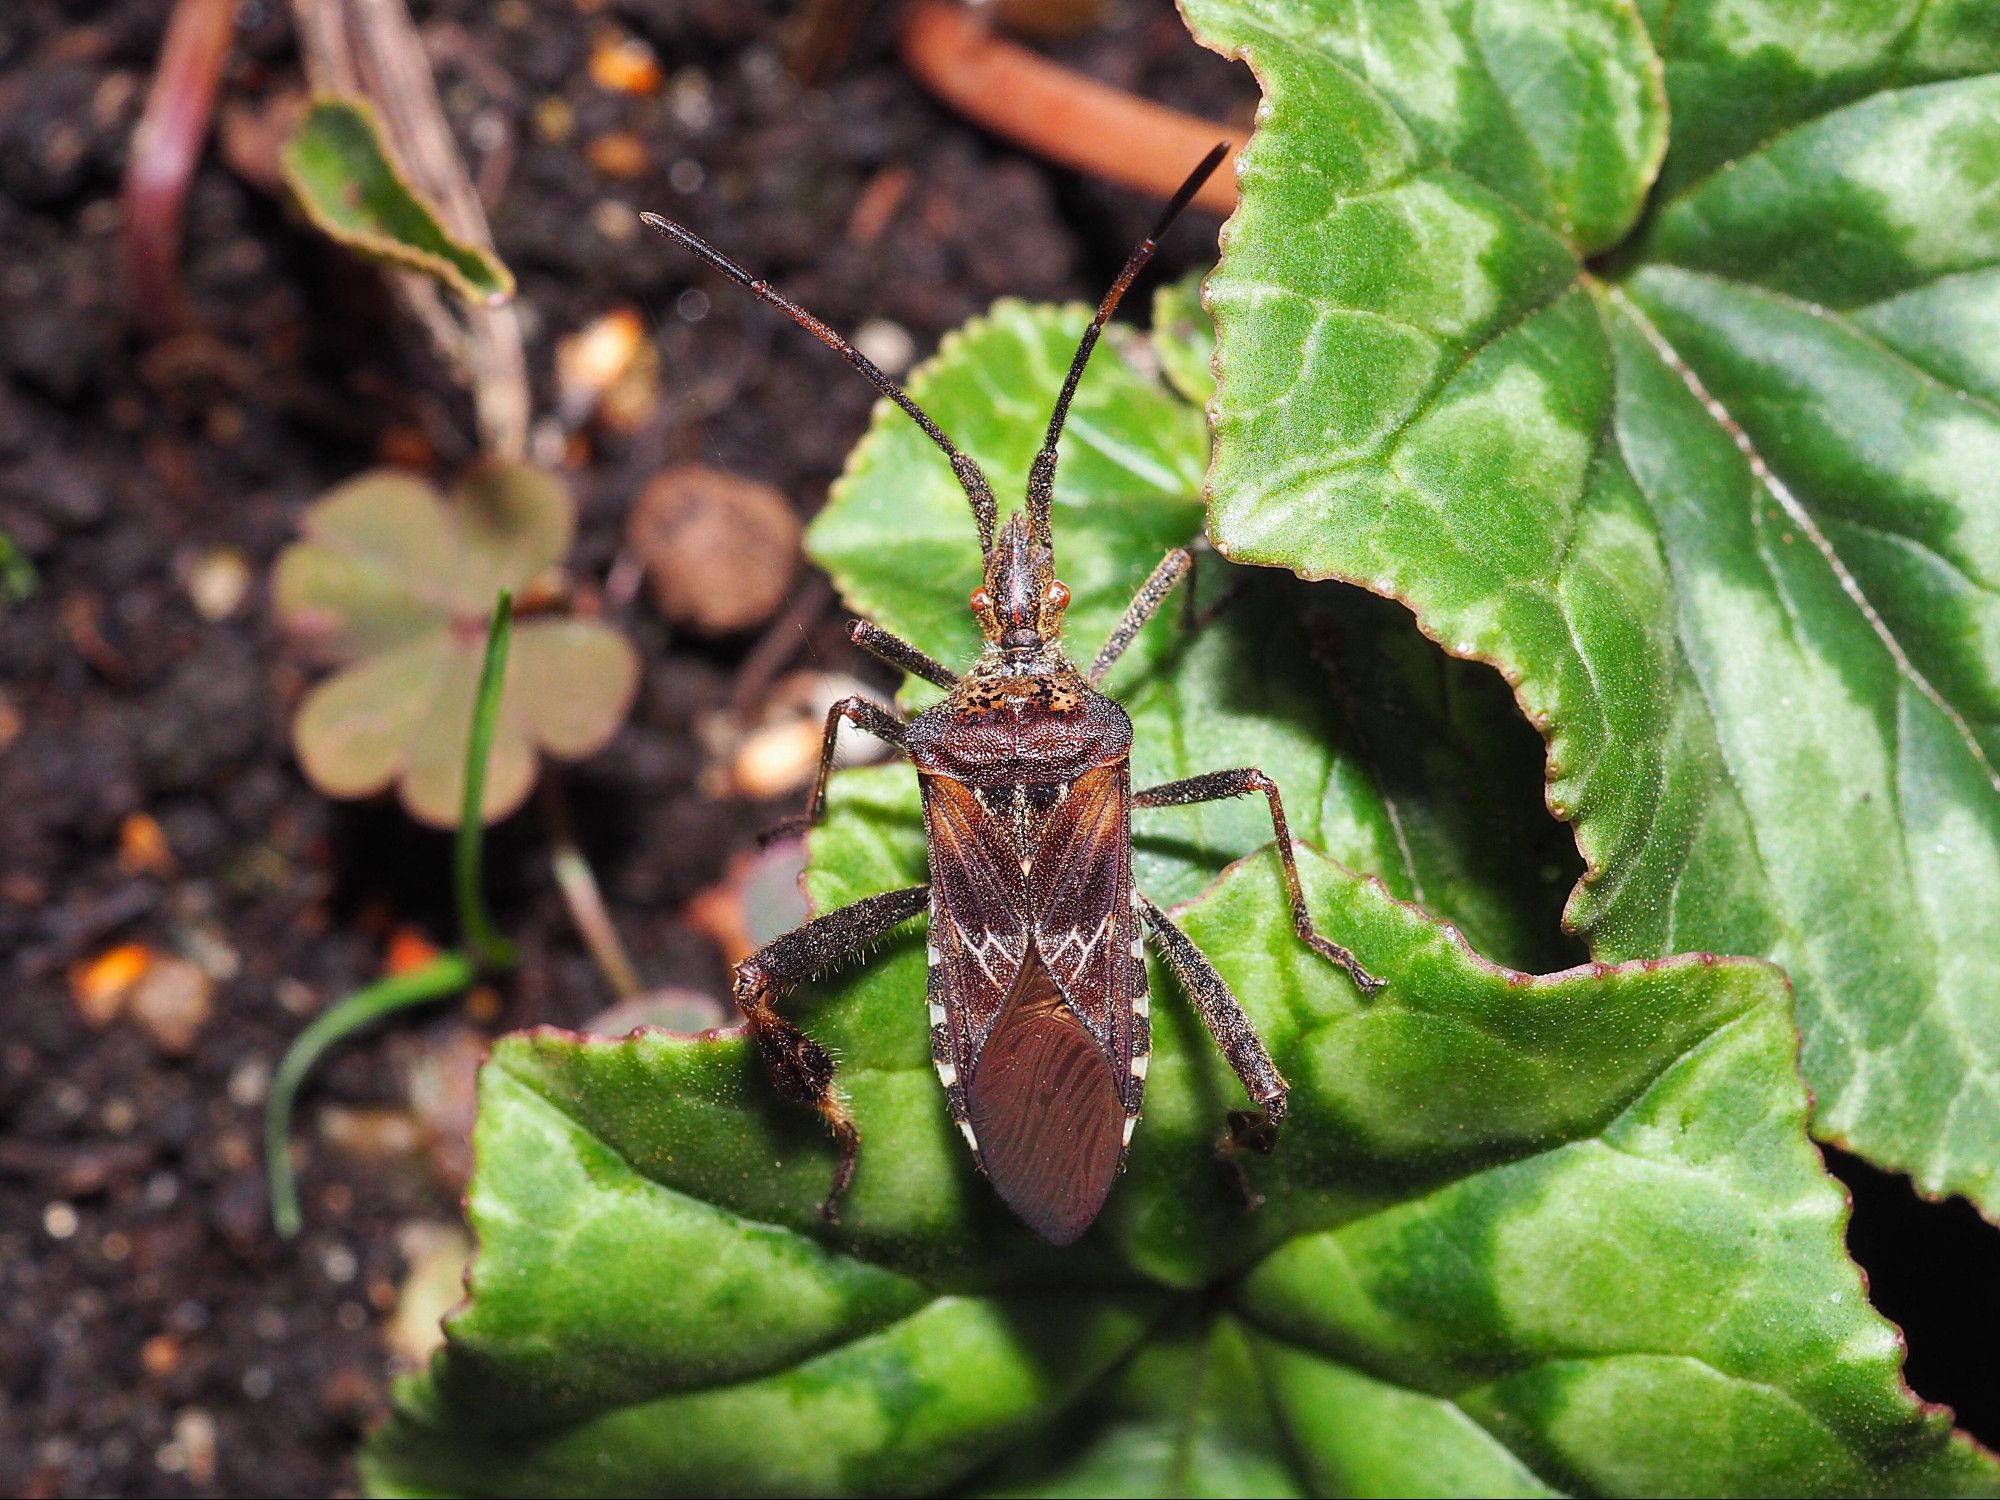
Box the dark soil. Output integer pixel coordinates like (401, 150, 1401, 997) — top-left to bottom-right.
(0, 2, 1991, 1496)
(0, 2, 1250, 1493)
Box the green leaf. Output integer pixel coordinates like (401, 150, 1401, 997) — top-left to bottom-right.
(365, 293, 1990, 1496)
(275, 463, 638, 827)
(273, 469, 455, 663)
(1182, 0, 2000, 1212)
(448, 463, 573, 615)
(281, 95, 514, 306)
(975, 1312, 1318, 1498)
(0, 529, 35, 605)
(362, 773, 1987, 1495)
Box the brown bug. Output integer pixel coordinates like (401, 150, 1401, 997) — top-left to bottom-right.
(642, 146, 1381, 1245)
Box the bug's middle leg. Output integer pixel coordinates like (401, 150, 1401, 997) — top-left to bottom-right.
(761, 694, 906, 847)
(1134, 768, 1384, 996)
(733, 883, 930, 1221)
(1137, 893, 1287, 1194)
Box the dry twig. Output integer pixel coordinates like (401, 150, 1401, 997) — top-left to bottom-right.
(289, 0, 529, 459)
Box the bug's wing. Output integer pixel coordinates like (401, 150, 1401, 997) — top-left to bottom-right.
(920, 773, 1029, 1059)
(923, 763, 1139, 1245)
(978, 760, 1140, 1244)
(1025, 760, 1141, 1079)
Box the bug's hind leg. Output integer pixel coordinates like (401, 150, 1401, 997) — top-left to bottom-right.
(1136, 893, 1288, 1205)
(733, 883, 930, 1221)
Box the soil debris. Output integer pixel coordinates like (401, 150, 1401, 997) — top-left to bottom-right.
(627, 463, 801, 637)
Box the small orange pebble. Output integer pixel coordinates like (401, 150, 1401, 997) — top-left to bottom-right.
(141, 1333, 182, 1379)
(384, 926, 442, 977)
(585, 131, 650, 180)
(589, 27, 663, 94)
(376, 424, 435, 470)
(116, 812, 176, 877)
(560, 306, 644, 424)
(70, 943, 157, 1028)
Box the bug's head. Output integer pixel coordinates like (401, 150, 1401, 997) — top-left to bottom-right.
(972, 510, 1067, 652)
(642, 146, 1225, 672)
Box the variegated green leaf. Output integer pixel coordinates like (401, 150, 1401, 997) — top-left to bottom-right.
(363, 767, 1989, 1496)
(1184, 0, 2000, 1213)
(282, 95, 514, 306)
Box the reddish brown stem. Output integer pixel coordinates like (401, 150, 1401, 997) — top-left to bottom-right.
(898, 0, 1244, 215)
(121, 0, 237, 339)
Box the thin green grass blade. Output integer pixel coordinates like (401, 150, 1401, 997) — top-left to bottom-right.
(457, 590, 518, 969)
(265, 952, 477, 1237)
(266, 591, 519, 1236)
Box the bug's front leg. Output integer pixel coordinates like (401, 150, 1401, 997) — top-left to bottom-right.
(733, 883, 930, 1221)
(1134, 768, 1384, 996)
(1136, 893, 1287, 1202)
(1088, 543, 1246, 686)
(1089, 547, 1191, 685)
(849, 619, 958, 689)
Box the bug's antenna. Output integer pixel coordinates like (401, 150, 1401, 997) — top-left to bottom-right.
(1025, 143, 1229, 550)
(640, 211, 999, 554)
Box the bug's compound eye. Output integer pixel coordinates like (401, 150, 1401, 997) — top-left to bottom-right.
(1045, 581, 1069, 610)
(970, 586, 993, 615)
